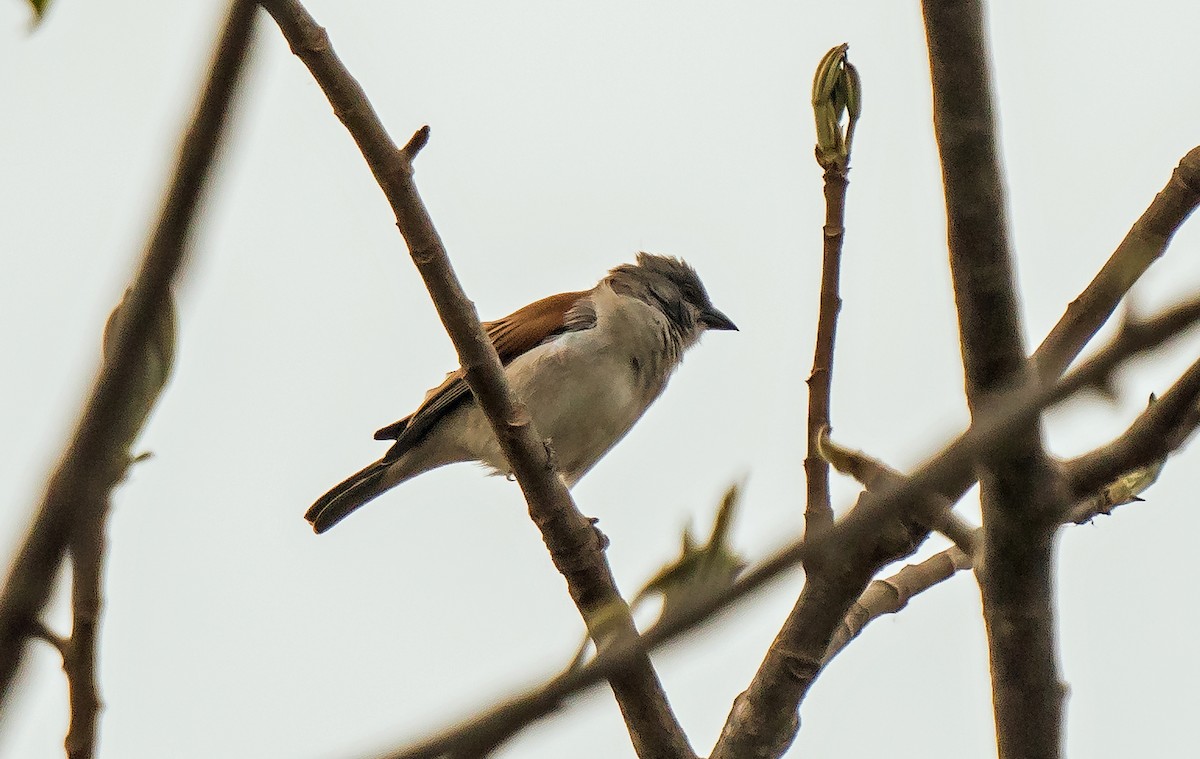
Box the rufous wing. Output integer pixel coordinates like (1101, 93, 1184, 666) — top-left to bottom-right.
(373, 290, 594, 459)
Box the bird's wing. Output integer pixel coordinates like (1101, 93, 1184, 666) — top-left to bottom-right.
(374, 289, 595, 459)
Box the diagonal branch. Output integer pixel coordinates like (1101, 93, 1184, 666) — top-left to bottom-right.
(256, 2, 694, 757)
(0, 0, 257, 714)
(824, 545, 972, 663)
(1033, 147, 1200, 380)
(1066, 358, 1200, 500)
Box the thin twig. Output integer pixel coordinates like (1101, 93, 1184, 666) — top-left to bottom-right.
(922, 2, 1065, 756)
(256, 2, 694, 756)
(701, 49, 863, 759)
(0, 0, 257, 714)
(29, 620, 68, 658)
(381, 294, 1200, 759)
(824, 545, 972, 663)
(804, 45, 857, 537)
(63, 489, 109, 759)
(803, 166, 847, 537)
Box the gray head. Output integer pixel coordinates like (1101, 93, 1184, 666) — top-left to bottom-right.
(607, 253, 737, 342)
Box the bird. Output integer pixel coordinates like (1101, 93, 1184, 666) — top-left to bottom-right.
(306, 252, 737, 533)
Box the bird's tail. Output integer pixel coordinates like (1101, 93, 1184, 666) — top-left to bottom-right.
(306, 460, 393, 534)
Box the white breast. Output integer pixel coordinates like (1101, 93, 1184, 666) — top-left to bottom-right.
(457, 285, 681, 483)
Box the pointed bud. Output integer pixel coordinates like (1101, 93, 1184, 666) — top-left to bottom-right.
(812, 43, 862, 169)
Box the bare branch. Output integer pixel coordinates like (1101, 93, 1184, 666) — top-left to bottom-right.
(827, 354, 1200, 665)
(814, 140, 1200, 596)
(0, 0, 257, 712)
(922, 3, 1067, 756)
(382, 294, 1200, 759)
(257, 2, 694, 756)
(1033, 147, 1200, 380)
(704, 48, 871, 759)
(1067, 358, 1200, 501)
(824, 546, 972, 663)
(804, 43, 860, 536)
(63, 495, 108, 759)
(819, 430, 980, 557)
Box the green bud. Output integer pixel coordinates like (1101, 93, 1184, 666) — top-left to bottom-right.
(812, 43, 862, 169)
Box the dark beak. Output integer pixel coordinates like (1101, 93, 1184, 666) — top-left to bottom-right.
(700, 306, 738, 331)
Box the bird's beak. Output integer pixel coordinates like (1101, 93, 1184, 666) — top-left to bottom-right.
(700, 306, 738, 331)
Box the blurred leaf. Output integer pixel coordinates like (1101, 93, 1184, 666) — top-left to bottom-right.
(1101, 394, 1166, 508)
(1102, 457, 1165, 507)
(26, 0, 51, 24)
(102, 289, 178, 459)
(565, 483, 748, 671)
(632, 482, 748, 625)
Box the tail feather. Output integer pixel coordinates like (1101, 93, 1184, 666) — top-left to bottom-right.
(306, 460, 392, 534)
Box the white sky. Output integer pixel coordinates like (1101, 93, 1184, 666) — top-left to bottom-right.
(3, 1, 1200, 757)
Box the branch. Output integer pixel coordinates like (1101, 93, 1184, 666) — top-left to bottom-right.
(804, 44, 860, 536)
(62, 493, 108, 759)
(826, 354, 1200, 663)
(0, 0, 256, 713)
(1066, 359, 1200, 501)
(702, 50, 873, 759)
(257, 2, 694, 756)
(711, 134, 1200, 757)
(381, 294, 1200, 759)
(1033, 147, 1200, 380)
(923, 2, 1066, 756)
(824, 545, 972, 663)
(820, 139, 1200, 743)
(816, 141, 1200, 580)
(818, 430, 980, 557)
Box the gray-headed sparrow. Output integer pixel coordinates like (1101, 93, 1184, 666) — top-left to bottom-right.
(307, 253, 736, 533)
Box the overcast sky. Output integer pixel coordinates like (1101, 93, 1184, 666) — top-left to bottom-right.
(3, 2, 1200, 758)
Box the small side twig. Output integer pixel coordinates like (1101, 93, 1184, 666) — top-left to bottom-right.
(1066, 357, 1200, 501)
(29, 620, 68, 658)
(824, 545, 972, 663)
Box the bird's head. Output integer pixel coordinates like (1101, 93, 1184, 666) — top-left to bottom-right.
(608, 252, 737, 345)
